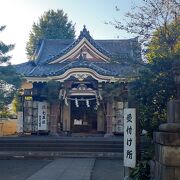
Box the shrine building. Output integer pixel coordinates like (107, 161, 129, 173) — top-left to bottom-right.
(15, 26, 141, 135)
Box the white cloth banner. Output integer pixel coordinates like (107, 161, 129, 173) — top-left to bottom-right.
(124, 108, 136, 168)
(38, 102, 48, 130)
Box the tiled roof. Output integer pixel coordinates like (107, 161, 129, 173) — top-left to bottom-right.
(15, 56, 137, 78)
(14, 26, 141, 79)
(35, 26, 140, 65)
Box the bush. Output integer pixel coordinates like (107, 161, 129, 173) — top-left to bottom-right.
(130, 160, 151, 180)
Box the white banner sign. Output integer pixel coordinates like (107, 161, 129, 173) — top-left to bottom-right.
(124, 108, 136, 168)
(38, 102, 48, 130)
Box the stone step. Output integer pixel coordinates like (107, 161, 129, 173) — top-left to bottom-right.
(0, 141, 123, 145)
(0, 151, 123, 159)
(0, 146, 123, 152)
(0, 143, 122, 148)
(0, 139, 123, 143)
(0, 136, 124, 159)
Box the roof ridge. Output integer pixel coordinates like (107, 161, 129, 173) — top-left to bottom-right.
(44, 26, 112, 64)
(96, 38, 137, 41)
(41, 36, 138, 42)
(43, 39, 74, 41)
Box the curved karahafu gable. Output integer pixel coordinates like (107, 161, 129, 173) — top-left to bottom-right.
(15, 56, 137, 83)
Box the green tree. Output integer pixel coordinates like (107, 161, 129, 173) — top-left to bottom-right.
(108, 1, 179, 176)
(109, 0, 180, 135)
(146, 17, 180, 62)
(0, 25, 19, 113)
(0, 66, 22, 111)
(130, 18, 179, 134)
(26, 9, 75, 59)
(0, 25, 14, 64)
(0, 66, 22, 88)
(130, 57, 176, 135)
(111, 0, 180, 55)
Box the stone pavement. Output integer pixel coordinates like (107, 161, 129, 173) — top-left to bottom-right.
(91, 159, 123, 180)
(0, 159, 51, 180)
(0, 158, 124, 180)
(27, 158, 95, 180)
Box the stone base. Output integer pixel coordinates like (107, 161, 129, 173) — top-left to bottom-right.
(154, 160, 180, 180)
(159, 123, 180, 132)
(154, 130, 180, 180)
(167, 100, 180, 123)
(154, 131, 180, 146)
(154, 143, 180, 166)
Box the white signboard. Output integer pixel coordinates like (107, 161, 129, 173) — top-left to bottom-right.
(17, 111, 23, 133)
(124, 108, 136, 168)
(38, 102, 48, 130)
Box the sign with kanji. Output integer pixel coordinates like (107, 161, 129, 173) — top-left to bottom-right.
(124, 108, 136, 168)
(38, 102, 48, 130)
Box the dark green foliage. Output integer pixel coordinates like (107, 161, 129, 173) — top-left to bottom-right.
(26, 9, 75, 59)
(0, 25, 14, 64)
(0, 25, 19, 111)
(0, 66, 23, 111)
(130, 160, 151, 180)
(45, 80, 61, 103)
(108, 2, 179, 136)
(130, 57, 176, 135)
(102, 82, 128, 102)
(110, 0, 179, 176)
(0, 66, 22, 88)
(110, 0, 179, 136)
(130, 135, 153, 179)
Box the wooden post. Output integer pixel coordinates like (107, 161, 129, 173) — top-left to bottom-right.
(104, 101, 113, 137)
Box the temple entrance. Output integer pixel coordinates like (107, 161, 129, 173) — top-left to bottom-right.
(70, 96, 97, 133)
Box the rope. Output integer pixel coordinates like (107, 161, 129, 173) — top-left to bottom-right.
(67, 97, 97, 101)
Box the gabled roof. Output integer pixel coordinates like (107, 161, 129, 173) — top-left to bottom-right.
(34, 26, 140, 65)
(36, 26, 111, 64)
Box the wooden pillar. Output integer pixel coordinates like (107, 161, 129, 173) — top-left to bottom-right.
(50, 103, 60, 135)
(63, 100, 71, 132)
(97, 105, 105, 132)
(104, 101, 113, 136)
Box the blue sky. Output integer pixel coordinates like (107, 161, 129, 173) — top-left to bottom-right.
(0, 0, 141, 64)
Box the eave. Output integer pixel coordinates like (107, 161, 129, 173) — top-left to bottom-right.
(24, 67, 135, 83)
